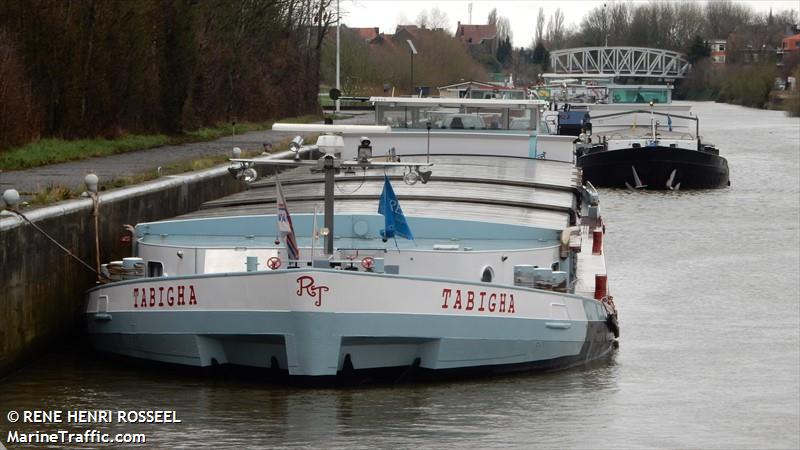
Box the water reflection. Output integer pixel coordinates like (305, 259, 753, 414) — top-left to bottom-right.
(0, 346, 620, 448)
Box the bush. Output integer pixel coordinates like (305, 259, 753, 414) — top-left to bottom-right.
(786, 94, 800, 117)
(717, 64, 776, 108)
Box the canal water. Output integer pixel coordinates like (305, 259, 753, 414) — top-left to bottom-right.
(1, 102, 798, 449)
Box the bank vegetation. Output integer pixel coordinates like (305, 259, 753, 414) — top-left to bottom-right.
(319, 27, 487, 96)
(320, 1, 797, 113)
(0, 0, 337, 152)
(541, 0, 798, 111)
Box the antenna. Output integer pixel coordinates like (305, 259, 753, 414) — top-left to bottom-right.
(426, 121, 431, 164)
(468, 3, 472, 24)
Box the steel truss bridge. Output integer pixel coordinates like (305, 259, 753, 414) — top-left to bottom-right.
(549, 47, 690, 79)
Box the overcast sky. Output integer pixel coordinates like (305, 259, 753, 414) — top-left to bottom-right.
(341, 0, 799, 48)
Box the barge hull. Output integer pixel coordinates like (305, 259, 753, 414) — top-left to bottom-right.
(578, 146, 730, 189)
(86, 269, 616, 377)
(87, 312, 616, 377)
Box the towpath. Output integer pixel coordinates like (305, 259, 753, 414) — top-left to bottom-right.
(0, 112, 373, 198)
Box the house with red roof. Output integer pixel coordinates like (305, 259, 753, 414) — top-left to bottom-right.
(348, 27, 380, 44)
(782, 33, 800, 53)
(455, 22, 498, 56)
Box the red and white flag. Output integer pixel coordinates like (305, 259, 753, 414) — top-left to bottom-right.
(276, 179, 300, 261)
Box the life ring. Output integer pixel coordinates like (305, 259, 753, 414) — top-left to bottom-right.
(267, 257, 282, 270)
(360, 256, 375, 270)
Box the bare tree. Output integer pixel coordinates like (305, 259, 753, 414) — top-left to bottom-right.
(546, 8, 566, 49)
(497, 16, 512, 42)
(627, 3, 649, 46)
(705, 0, 752, 39)
(579, 1, 632, 47)
(607, 2, 630, 46)
(0, 30, 41, 148)
(429, 7, 449, 30)
(535, 7, 545, 46)
(416, 10, 429, 28)
(579, 6, 606, 46)
(671, 2, 705, 50)
(486, 8, 512, 42)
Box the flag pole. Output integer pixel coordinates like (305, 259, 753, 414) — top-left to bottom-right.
(312, 206, 318, 258)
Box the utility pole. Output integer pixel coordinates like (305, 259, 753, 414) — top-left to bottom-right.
(335, 0, 341, 113)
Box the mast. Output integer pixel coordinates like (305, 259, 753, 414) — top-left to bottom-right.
(649, 100, 656, 141)
(229, 123, 433, 262)
(323, 155, 335, 255)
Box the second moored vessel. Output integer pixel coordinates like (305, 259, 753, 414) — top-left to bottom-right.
(575, 105, 730, 190)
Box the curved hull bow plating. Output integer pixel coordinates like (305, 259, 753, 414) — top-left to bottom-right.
(578, 146, 730, 189)
(85, 269, 617, 377)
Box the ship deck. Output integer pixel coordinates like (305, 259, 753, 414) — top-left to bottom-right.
(138, 233, 558, 252)
(181, 155, 581, 231)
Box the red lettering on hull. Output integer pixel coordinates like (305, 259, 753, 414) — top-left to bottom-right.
(131, 285, 198, 309)
(453, 290, 463, 309)
(441, 288, 452, 308)
(439, 288, 516, 315)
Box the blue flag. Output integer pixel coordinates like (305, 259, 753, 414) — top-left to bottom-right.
(378, 176, 413, 240)
(667, 114, 673, 132)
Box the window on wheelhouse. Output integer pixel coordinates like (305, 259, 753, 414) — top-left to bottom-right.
(376, 103, 541, 131)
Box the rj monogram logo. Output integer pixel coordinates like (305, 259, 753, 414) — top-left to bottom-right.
(295, 275, 330, 307)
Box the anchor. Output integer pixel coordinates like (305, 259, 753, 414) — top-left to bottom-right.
(624, 166, 647, 190)
(665, 169, 681, 191)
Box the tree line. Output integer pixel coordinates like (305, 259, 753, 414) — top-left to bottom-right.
(319, 26, 487, 96)
(531, 1, 796, 56)
(0, 0, 336, 151)
(516, 0, 799, 109)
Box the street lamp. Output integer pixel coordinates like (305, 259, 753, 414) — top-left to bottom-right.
(335, 0, 341, 112)
(406, 39, 418, 97)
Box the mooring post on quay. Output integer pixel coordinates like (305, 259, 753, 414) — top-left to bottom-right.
(2, 186, 99, 277)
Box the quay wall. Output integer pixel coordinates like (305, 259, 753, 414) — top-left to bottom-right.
(0, 167, 245, 376)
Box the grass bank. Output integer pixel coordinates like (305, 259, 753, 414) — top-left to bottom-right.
(0, 116, 320, 171)
(25, 134, 311, 206)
